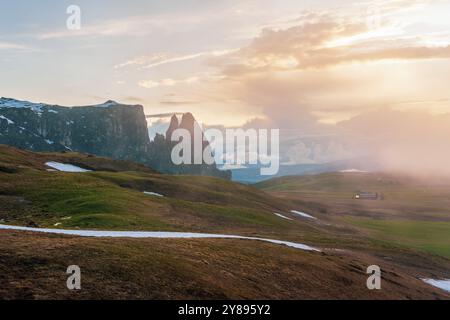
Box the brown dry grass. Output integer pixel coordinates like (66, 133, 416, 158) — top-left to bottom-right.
(0, 230, 448, 300)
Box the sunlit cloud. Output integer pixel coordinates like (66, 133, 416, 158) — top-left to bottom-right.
(115, 49, 238, 70)
(138, 76, 200, 89)
(215, 16, 450, 76)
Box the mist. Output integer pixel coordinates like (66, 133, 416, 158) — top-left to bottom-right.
(337, 108, 450, 178)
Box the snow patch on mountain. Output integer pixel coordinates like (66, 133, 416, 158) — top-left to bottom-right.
(95, 100, 121, 108)
(0, 97, 45, 113)
(0, 115, 14, 125)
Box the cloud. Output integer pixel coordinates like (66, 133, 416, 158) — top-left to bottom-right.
(37, 13, 213, 40)
(197, 2, 450, 129)
(115, 49, 237, 70)
(38, 18, 148, 40)
(211, 12, 450, 76)
(138, 76, 200, 89)
(138, 71, 228, 90)
(336, 108, 450, 176)
(250, 107, 450, 173)
(192, 2, 450, 174)
(114, 53, 174, 69)
(0, 42, 33, 51)
(121, 96, 144, 103)
(159, 100, 201, 106)
(146, 112, 184, 118)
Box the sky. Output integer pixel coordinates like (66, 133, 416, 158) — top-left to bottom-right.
(1, 0, 450, 174)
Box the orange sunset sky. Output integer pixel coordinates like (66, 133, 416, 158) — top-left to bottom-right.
(1, 0, 450, 174)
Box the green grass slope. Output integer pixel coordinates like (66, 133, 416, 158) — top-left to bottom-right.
(0, 145, 323, 242)
(257, 172, 450, 259)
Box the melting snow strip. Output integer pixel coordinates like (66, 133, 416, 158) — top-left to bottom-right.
(143, 191, 164, 197)
(45, 162, 91, 173)
(422, 279, 450, 293)
(274, 213, 293, 220)
(0, 224, 320, 252)
(291, 210, 317, 220)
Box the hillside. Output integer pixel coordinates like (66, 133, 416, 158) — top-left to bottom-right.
(0, 145, 313, 238)
(1, 230, 447, 300)
(256, 172, 450, 259)
(0, 146, 449, 299)
(256, 171, 416, 192)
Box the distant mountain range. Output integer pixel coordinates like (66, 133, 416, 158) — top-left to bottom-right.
(230, 158, 380, 184)
(0, 97, 230, 179)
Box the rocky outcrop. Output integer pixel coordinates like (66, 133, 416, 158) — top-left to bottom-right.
(148, 113, 231, 180)
(0, 97, 230, 179)
(166, 114, 179, 139)
(0, 98, 150, 162)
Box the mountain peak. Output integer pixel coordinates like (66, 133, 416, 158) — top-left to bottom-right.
(0, 97, 45, 112)
(93, 100, 142, 109)
(166, 114, 179, 139)
(180, 112, 196, 129)
(95, 100, 120, 108)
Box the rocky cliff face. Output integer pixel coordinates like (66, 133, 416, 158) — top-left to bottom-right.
(148, 113, 231, 179)
(0, 97, 230, 179)
(0, 98, 150, 162)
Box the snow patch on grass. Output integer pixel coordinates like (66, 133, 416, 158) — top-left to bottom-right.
(423, 279, 450, 293)
(0, 224, 320, 252)
(274, 213, 293, 220)
(45, 162, 91, 173)
(291, 210, 317, 220)
(143, 191, 164, 197)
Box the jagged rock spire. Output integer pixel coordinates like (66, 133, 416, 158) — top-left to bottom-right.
(179, 113, 195, 132)
(166, 114, 179, 140)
